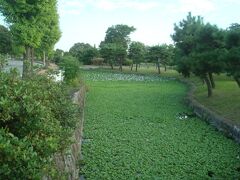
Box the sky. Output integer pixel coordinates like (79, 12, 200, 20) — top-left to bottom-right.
(1, 0, 240, 51)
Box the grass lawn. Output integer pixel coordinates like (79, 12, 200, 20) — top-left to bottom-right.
(80, 70, 240, 179)
(193, 74, 240, 126)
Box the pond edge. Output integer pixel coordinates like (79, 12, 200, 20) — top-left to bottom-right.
(179, 78, 240, 144)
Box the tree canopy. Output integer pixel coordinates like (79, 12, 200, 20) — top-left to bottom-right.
(172, 12, 203, 77)
(0, 0, 60, 77)
(224, 23, 240, 87)
(172, 13, 226, 97)
(0, 25, 12, 55)
(69, 43, 99, 65)
(101, 24, 136, 71)
(147, 45, 173, 74)
(128, 41, 146, 71)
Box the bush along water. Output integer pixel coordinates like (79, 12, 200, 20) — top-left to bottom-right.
(59, 55, 80, 84)
(0, 70, 80, 179)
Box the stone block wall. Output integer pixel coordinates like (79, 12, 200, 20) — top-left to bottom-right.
(180, 79, 240, 144)
(43, 86, 86, 180)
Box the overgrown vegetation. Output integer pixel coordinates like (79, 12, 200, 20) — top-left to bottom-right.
(0, 0, 61, 77)
(0, 71, 80, 178)
(172, 13, 240, 97)
(100, 66, 240, 125)
(81, 70, 240, 179)
(69, 43, 99, 65)
(60, 55, 80, 83)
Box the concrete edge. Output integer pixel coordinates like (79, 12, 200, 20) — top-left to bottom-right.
(178, 78, 240, 144)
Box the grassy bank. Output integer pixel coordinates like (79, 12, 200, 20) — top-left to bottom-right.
(193, 74, 240, 126)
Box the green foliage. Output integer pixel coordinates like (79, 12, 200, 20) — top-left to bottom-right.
(128, 41, 146, 65)
(11, 43, 25, 57)
(147, 44, 174, 67)
(0, 25, 12, 54)
(0, 53, 7, 69)
(172, 13, 226, 96)
(43, 3, 61, 50)
(81, 70, 240, 179)
(190, 24, 225, 76)
(37, 0, 61, 63)
(99, 43, 116, 67)
(53, 49, 64, 64)
(91, 58, 104, 65)
(101, 24, 136, 69)
(69, 43, 99, 65)
(0, 71, 79, 178)
(225, 23, 240, 86)
(0, 0, 60, 77)
(172, 12, 203, 77)
(0, 0, 48, 48)
(60, 55, 80, 83)
(123, 59, 133, 66)
(104, 24, 136, 48)
(224, 47, 240, 86)
(225, 23, 240, 48)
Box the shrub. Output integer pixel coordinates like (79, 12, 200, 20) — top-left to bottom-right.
(91, 58, 104, 65)
(0, 71, 80, 178)
(0, 54, 7, 69)
(123, 59, 133, 66)
(60, 55, 80, 83)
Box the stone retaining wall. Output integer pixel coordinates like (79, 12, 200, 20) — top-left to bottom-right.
(43, 86, 86, 180)
(180, 79, 240, 144)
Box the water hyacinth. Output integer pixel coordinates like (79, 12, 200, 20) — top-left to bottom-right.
(81, 69, 240, 179)
(84, 71, 175, 82)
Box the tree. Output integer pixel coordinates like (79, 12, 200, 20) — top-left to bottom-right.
(52, 49, 64, 64)
(59, 55, 80, 83)
(69, 43, 98, 65)
(38, 1, 61, 67)
(147, 45, 168, 74)
(99, 42, 116, 69)
(102, 24, 136, 71)
(0, 0, 59, 78)
(191, 23, 225, 93)
(165, 44, 175, 69)
(11, 43, 25, 58)
(128, 41, 146, 71)
(172, 12, 203, 77)
(172, 13, 225, 97)
(225, 23, 240, 87)
(154, 44, 174, 72)
(0, 25, 12, 55)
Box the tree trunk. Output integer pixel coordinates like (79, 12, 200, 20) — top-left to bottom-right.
(110, 63, 113, 69)
(164, 65, 167, 72)
(130, 63, 133, 71)
(30, 48, 34, 72)
(22, 47, 31, 79)
(119, 58, 123, 71)
(135, 63, 138, 72)
(204, 74, 212, 97)
(157, 62, 161, 74)
(234, 77, 240, 88)
(43, 51, 46, 67)
(208, 72, 215, 88)
(201, 78, 205, 85)
(46, 56, 49, 68)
